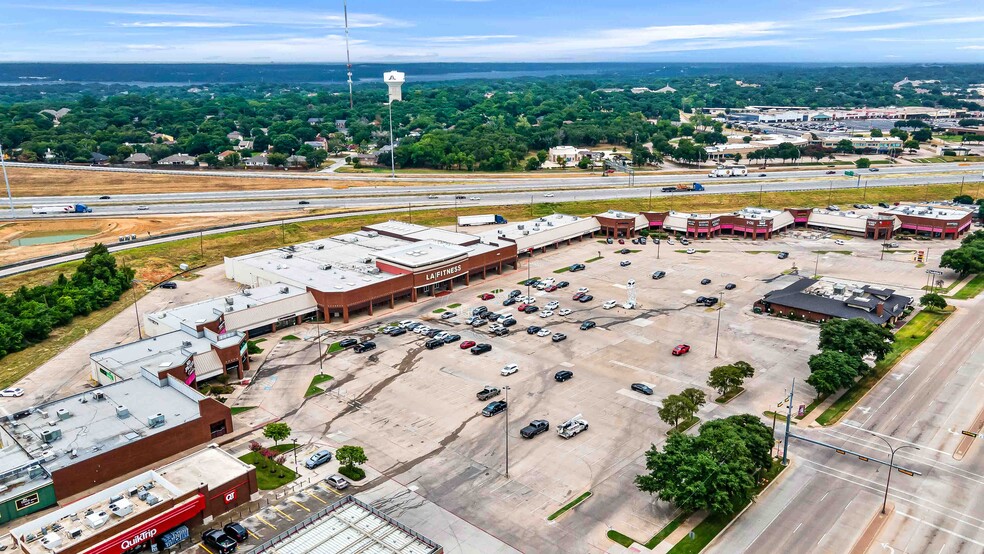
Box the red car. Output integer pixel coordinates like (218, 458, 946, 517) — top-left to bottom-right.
(618, 239, 625, 244)
(480, 293, 495, 300)
(460, 340, 477, 349)
(517, 303, 529, 311)
(545, 285, 558, 292)
(572, 292, 585, 301)
(672, 344, 691, 356)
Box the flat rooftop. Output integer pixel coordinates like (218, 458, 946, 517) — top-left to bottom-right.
(90, 330, 241, 381)
(482, 213, 596, 242)
(259, 496, 440, 554)
(364, 221, 481, 246)
(375, 240, 471, 269)
(156, 444, 253, 492)
(10, 471, 185, 554)
(880, 203, 974, 221)
(596, 209, 639, 220)
(4, 377, 204, 473)
(0, 426, 51, 503)
(147, 283, 310, 328)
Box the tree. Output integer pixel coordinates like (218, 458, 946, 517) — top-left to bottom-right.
(335, 445, 368, 471)
(558, 157, 568, 170)
(658, 395, 694, 428)
(869, 128, 883, 137)
(263, 422, 291, 446)
(953, 195, 974, 205)
(855, 157, 872, 169)
(707, 363, 753, 397)
(268, 152, 288, 167)
(196, 153, 219, 167)
(912, 128, 932, 142)
(818, 318, 895, 362)
(635, 415, 772, 515)
(222, 152, 241, 167)
(919, 293, 947, 311)
(524, 157, 541, 171)
(835, 139, 855, 154)
(732, 153, 742, 163)
(806, 350, 860, 397)
(577, 156, 591, 170)
(742, 135, 752, 143)
(903, 139, 920, 152)
(306, 149, 328, 168)
(536, 150, 548, 165)
(679, 387, 706, 417)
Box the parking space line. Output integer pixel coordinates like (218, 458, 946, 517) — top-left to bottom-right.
(256, 514, 277, 529)
(199, 543, 214, 554)
(309, 490, 328, 503)
(291, 499, 311, 512)
(273, 507, 294, 521)
(248, 530, 262, 540)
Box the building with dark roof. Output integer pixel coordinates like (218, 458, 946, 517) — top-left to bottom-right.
(756, 277, 911, 325)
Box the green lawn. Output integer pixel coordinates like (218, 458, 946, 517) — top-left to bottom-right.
(811, 250, 852, 255)
(763, 411, 796, 425)
(553, 266, 571, 274)
(447, 303, 461, 308)
(816, 310, 951, 426)
(326, 342, 343, 353)
(305, 374, 335, 397)
(270, 443, 298, 454)
(239, 452, 298, 489)
(745, 250, 781, 255)
(231, 406, 257, 415)
(547, 491, 592, 521)
(432, 307, 446, 313)
(282, 334, 300, 341)
(585, 256, 604, 263)
(667, 464, 785, 554)
(953, 274, 984, 300)
(608, 512, 691, 549)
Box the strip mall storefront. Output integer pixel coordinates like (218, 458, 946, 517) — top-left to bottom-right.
(87, 495, 205, 554)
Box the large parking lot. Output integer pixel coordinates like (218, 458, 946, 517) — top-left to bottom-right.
(268, 230, 940, 552)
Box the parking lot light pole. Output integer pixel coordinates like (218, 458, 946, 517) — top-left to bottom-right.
(316, 319, 324, 375)
(504, 386, 511, 478)
(292, 438, 299, 474)
(713, 292, 723, 358)
(872, 434, 918, 515)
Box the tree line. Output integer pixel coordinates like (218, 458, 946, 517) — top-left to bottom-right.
(0, 244, 134, 359)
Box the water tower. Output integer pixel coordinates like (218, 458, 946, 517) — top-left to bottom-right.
(383, 70, 405, 103)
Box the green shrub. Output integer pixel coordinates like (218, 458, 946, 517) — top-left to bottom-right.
(338, 465, 365, 481)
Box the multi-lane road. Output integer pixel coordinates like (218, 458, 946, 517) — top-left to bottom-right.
(710, 292, 984, 553)
(5, 163, 984, 217)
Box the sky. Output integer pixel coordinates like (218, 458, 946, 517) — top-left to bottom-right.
(3, 0, 984, 63)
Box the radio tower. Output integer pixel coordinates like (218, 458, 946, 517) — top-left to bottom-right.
(343, 0, 354, 108)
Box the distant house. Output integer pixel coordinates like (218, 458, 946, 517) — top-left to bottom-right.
(244, 154, 269, 167)
(235, 139, 254, 151)
(548, 146, 581, 164)
(227, 131, 244, 142)
(151, 133, 176, 144)
(123, 152, 151, 165)
(89, 152, 110, 165)
(286, 155, 307, 167)
(303, 140, 327, 151)
(335, 119, 348, 131)
(156, 153, 197, 166)
(307, 117, 324, 125)
(654, 85, 677, 94)
(630, 87, 652, 94)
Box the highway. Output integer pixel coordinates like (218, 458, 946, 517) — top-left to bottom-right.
(709, 292, 984, 553)
(6, 164, 984, 218)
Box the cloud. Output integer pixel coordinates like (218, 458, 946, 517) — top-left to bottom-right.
(840, 14, 984, 32)
(957, 45, 984, 50)
(124, 44, 171, 50)
(429, 35, 517, 43)
(117, 22, 249, 28)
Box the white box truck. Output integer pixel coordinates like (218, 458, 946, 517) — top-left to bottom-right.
(457, 214, 507, 226)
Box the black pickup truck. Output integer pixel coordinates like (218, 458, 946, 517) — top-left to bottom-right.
(520, 419, 550, 438)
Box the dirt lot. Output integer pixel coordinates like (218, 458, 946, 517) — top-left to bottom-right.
(244, 231, 935, 553)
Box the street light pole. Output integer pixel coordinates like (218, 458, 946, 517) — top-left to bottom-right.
(814, 251, 821, 279)
(871, 434, 918, 515)
(388, 102, 396, 179)
(316, 319, 324, 375)
(782, 379, 795, 466)
(0, 139, 13, 216)
(713, 292, 723, 358)
(292, 438, 299, 474)
(504, 385, 511, 478)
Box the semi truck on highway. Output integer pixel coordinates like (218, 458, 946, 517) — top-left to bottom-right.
(660, 183, 705, 193)
(31, 204, 92, 214)
(708, 165, 747, 177)
(457, 214, 507, 226)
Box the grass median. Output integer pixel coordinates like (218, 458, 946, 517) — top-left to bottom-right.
(952, 274, 984, 300)
(608, 511, 691, 549)
(547, 491, 592, 521)
(816, 309, 952, 426)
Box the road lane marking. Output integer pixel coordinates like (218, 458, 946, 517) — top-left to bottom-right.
(256, 515, 277, 529)
(896, 511, 984, 547)
(291, 499, 311, 512)
(793, 523, 802, 533)
(273, 507, 294, 521)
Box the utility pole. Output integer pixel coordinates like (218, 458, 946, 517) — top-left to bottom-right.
(814, 251, 821, 279)
(504, 385, 511, 478)
(782, 379, 795, 465)
(199, 230, 204, 260)
(388, 102, 396, 179)
(0, 139, 13, 216)
(529, 194, 533, 218)
(657, 236, 661, 260)
(649, 188, 652, 210)
(408, 202, 412, 223)
(316, 319, 324, 375)
(759, 182, 764, 206)
(960, 176, 965, 195)
(827, 180, 833, 204)
(871, 434, 918, 515)
(454, 197, 459, 233)
(713, 292, 723, 358)
(131, 281, 142, 340)
(526, 253, 532, 297)
(771, 389, 791, 458)
(292, 437, 299, 474)
(863, 179, 868, 201)
(281, 220, 285, 244)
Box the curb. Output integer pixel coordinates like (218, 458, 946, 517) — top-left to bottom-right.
(848, 503, 894, 554)
(701, 460, 794, 552)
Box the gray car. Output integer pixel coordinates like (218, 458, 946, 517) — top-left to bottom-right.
(325, 474, 350, 490)
(305, 449, 333, 469)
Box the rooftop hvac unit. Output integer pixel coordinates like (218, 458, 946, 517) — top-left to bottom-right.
(144, 494, 160, 506)
(319, 264, 332, 270)
(348, 236, 359, 242)
(280, 253, 293, 259)
(85, 511, 109, 529)
(280, 286, 289, 294)
(362, 257, 372, 264)
(539, 217, 546, 222)
(93, 391, 105, 401)
(109, 499, 133, 517)
(523, 230, 530, 235)
(147, 414, 166, 428)
(225, 306, 233, 312)
(55, 409, 71, 421)
(41, 429, 61, 443)
(116, 406, 130, 419)
(128, 487, 139, 497)
(547, 222, 554, 226)
(225, 297, 234, 305)
(137, 490, 149, 501)
(367, 268, 381, 275)
(39, 533, 62, 550)
(67, 529, 82, 540)
(242, 289, 252, 296)
(366, 231, 379, 238)
(832, 283, 847, 295)
(40, 411, 49, 419)
(314, 243, 325, 250)
(181, 341, 192, 347)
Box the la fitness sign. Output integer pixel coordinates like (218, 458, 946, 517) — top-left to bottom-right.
(120, 529, 157, 550)
(423, 264, 462, 283)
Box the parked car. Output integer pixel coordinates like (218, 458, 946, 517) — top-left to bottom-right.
(389, 327, 407, 337)
(539, 310, 554, 318)
(509, 289, 522, 297)
(501, 364, 519, 376)
(545, 285, 558, 292)
(477, 386, 501, 400)
(576, 287, 589, 293)
(442, 334, 461, 344)
(324, 474, 350, 491)
(618, 239, 625, 244)
(483, 400, 508, 417)
(202, 530, 238, 554)
(503, 297, 517, 306)
(471, 343, 493, 355)
(551, 332, 568, 342)
(472, 318, 488, 327)
(651, 271, 666, 279)
(580, 320, 596, 330)
(558, 308, 573, 316)
(524, 305, 539, 313)
(569, 263, 586, 272)
(696, 296, 708, 304)
(869, 167, 880, 172)
(520, 419, 550, 439)
(460, 340, 477, 349)
(160, 281, 178, 289)
(606, 237, 614, 244)
(579, 294, 594, 303)
(618, 248, 630, 254)
(338, 338, 359, 349)
(603, 300, 617, 309)
(554, 370, 574, 381)
(480, 293, 495, 300)
(223, 523, 248, 543)
(536, 328, 552, 337)
(572, 292, 585, 301)
(0, 388, 24, 397)
(425, 339, 444, 349)
(353, 341, 376, 353)
(672, 344, 691, 356)
(527, 325, 542, 334)
(305, 449, 333, 469)
(725, 283, 736, 290)
(557, 281, 570, 288)
(777, 252, 789, 259)
(631, 383, 654, 395)
(501, 317, 517, 327)
(834, 239, 846, 246)
(686, 248, 696, 255)
(545, 301, 560, 310)
(704, 297, 719, 307)
(878, 202, 890, 208)
(441, 311, 457, 319)
(700, 279, 712, 285)
(620, 260, 631, 267)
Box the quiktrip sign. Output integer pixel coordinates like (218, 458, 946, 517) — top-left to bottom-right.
(85, 495, 204, 554)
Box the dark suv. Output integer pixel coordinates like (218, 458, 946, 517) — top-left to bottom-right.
(223, 522, 248, 543)
(554, 370, 574, 382)
(353, 341, 376, 353)
(471, 343, 493, 355)
(159, 281, 178, 289)
(338, 338, 359, 349)
(425, 338, 444, 349)
(202, 529, 238, 554)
